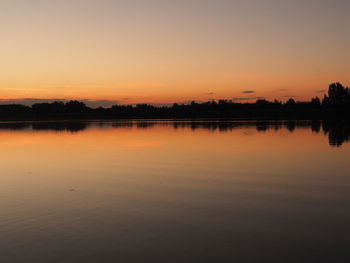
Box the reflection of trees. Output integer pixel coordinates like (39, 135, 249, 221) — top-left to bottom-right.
(0, 120, 349, 147)
(0, 122, 32, 130)
(136, 122, 156, 129)
(285, 121, 296, 132)
(322, 121, 350, 147)
(32, 122, 88, 132)
(111, 122, 133, 129)
(0, 121, 88, 133)
(311, 120, 321, 133)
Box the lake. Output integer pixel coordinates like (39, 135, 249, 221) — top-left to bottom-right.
(0, 120, 349, 262)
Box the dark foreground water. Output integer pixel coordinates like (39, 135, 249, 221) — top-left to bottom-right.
(0, 120, 349, 263)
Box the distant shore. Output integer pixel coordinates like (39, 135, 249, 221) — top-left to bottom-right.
(0, 83, 349, 120)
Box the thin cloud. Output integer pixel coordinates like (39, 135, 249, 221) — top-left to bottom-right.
(81, 99, 119, 108)
(0, 98, 68, 106)
(241, 90, 255, 94)
(206, 92, 215, 95)
(231, 96, 264, 101)
(315, 89, 327, 93)
(278, 89, 289, 91)
(0, 98, 119, 108)
(281, 95, 299, 98)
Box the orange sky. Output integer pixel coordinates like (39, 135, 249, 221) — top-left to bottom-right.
(1, 0, 350, 106)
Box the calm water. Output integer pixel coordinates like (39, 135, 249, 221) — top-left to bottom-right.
(0, 120, 349, 263)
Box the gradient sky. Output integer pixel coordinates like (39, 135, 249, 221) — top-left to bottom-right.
(1, 0, 350, 106)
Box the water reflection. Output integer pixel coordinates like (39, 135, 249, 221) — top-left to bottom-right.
(1, 119, 349, 263)
(0, 120, 349, 147)
(322, 121, 350, 147)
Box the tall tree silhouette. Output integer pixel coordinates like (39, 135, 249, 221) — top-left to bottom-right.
(327, 83, 350, 106)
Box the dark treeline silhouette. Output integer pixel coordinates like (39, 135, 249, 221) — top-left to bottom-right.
(0, 83, 350, 120)
(0, 119, 349, 147)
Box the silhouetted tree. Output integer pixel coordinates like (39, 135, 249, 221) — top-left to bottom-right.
(286, 98, 296, 108)
(64, 100, 89, 115)
(310, 97, 321, 107)
(327, 83, 350, 106)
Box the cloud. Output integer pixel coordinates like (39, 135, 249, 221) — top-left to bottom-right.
(231, 96, 264, 101)
(315, 89, 327, 93)
(241, 90, 255, 94)
(206, 92, 215, 95)
(0, 98, 68, 106)
(281, 95, 299, 98)
(278, 89, 288, 91)
(0, 98, 118, 108)
(80, 99, 118, 108)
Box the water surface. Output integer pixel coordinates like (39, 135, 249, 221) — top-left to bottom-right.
(1, 120, 350, 262)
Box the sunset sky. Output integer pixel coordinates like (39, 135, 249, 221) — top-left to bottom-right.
(1, 0, 350, 106)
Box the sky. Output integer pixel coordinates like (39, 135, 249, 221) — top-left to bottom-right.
(1, 0, 350, 106)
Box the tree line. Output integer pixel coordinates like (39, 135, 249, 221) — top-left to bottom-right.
(0, 82, 349, 119)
